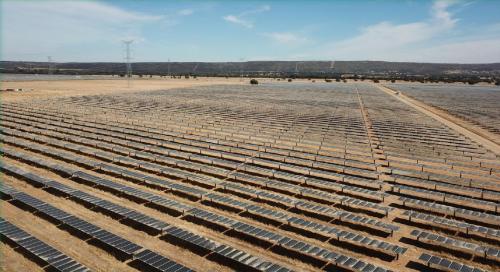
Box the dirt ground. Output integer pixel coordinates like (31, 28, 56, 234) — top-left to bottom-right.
(0, 77, 251, 102)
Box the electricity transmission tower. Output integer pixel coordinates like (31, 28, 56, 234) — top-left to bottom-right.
(168, 58, 171, 77)
(47, 56, 54, 75)
(123, 40, 134, 87)
(239, 58, 245, 81)
(295, 62, 302, 76)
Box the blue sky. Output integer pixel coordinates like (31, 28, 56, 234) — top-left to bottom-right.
(2, 0, 500, 63)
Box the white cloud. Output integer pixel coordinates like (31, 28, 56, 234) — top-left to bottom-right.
(1, 1, 165, 61)
(263, 32, 308, 45)
(223, 15, 254, 29)
(311, 0, 496, 62)
(223, 5, 271, 29)
(178, 9, 194, 16)
(324, 0, 459, 59)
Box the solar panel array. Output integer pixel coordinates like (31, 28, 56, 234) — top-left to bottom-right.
(1, 82, 499, 272)
(386, 83, 500, 136)
(0, 218, 91, 272)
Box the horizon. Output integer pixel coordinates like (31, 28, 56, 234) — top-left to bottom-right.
(2, 0, 500, 63)
(3, 60, 500, 65)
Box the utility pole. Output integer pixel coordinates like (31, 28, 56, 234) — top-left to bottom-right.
(239, 58, 245, 81)
(295, 61, 301, 77)
(123, 40, 133, 87)
(47, 56, 54, 75)
(167, 58, 171, 77)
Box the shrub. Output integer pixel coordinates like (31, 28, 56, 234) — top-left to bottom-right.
(325, 79, 332, 83)
(390, 79, 396, 83)
(373, 79, 379, 83)
(288, 79, 292, 82)
(250, 79, 258, 85)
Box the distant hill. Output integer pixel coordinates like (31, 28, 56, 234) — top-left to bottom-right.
(2, 60, 500, 76)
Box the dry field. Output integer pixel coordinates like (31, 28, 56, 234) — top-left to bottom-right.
(0, 78, 499, 272)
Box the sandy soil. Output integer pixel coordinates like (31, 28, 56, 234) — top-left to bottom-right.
(0, 77, 248, 102)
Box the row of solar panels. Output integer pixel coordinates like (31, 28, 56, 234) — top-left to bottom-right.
(0, 143, 398, 240)
(187, 205, 407, 259)
(0, 106, 373, 168)
(1, 106, 377, 170)
(386, 154, 494, 176)
(1, 152, 405, 269)
(10, 96, 492, 175)
(18, 103, 377, 158)
(410, 229, 500, 261)
(0, 129, 395, 222)
(377, 131, 484, 156)
(36, 103, 374, 160)
(7, 106, 496, 238)
(0, 117, 385, 201)
(418, 252, 485, 272)
(1, 164, 295, 272)
(397, 197, 500, 227)
(391, 185, 499, 213)
(1, 163, 170, 235)
(401, 210, 499, 242)
(374, 121, 488, 151)
(1, 113, 386, 198)
(0, 184, 194, 272)
(387, 157, 497, 185)
(390, 173, 500, 202)
(0, 131, 397, 239)
(390, 166, 500, 194)
(384, 148, 500, 171)
(0, 218, 91, 272)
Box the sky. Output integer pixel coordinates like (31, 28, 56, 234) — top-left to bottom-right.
(2, 0, 500, 63)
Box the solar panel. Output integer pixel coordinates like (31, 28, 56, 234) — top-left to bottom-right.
(418, 252, 485, 272)
(91, 229, 143, 259)
(0, 218, 91, 272)
(133, 249, 194, 272)
(411, 229, 500, 261)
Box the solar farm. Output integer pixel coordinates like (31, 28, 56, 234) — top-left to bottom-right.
(1, 81, 499, 272)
